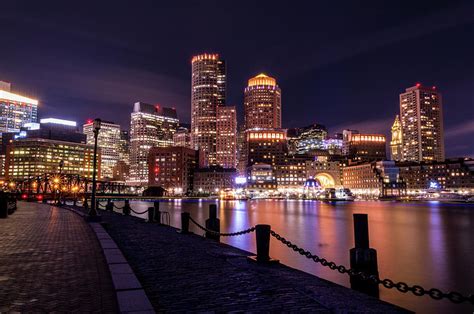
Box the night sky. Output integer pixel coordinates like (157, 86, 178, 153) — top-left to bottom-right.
(1, 1, 473, 157)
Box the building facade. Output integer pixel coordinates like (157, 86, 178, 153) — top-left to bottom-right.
(0, 82, 38, 133)
(83, 120, 121, 179)
(190, 53, 226, 166)
(390, 115, 403, 161)
(293, 124, 327, 154)
(347, 133, 386, 162)
(216, 105, 237, 168)
(399, 84, 444, 162)
(5, 138, 97, 181)
(148, 146, 198, 195)
(129, 102, 179, 185)
(244, 129, 288, 168)
(243, 74, 281, 130)
(173, 127, 192, 148)
(193, 166, 235, 195)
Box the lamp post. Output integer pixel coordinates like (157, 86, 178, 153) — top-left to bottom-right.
(88, 118, 101, 219)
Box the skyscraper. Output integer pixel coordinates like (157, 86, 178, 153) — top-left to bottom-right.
(399, 84, 444, 162)
(83, 120, 121, 179)
(244, 73, 281, 130)
(190, 53, 226, 166)
(390, 115, 403, 161)
(0, 81, 38, 133)
(129, 102, 179, 185)
(216, 106, 237, 168)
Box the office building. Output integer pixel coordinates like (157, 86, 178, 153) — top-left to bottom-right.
(0, 82, 38, 133)
(5, 138, 97, 181)
(216, 105, 237, 168)
(243, 73, 281, 130)
(193, 166, 235, 195)
(399, 84, 444, 162)
(244, 129, 288, 168)
(292, 124, 328, 154)
(173, 127, 192, 148)
(83, 120, 121, 179)
(190, 53, 226, 166)
(148, 146, 198, 195)
(344, 132, 386, 162)
(129, 102, 179, 185)
(119, 130, 130, 165)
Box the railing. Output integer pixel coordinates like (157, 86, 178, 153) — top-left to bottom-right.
(80, 199, 473, 305)
(180, 205, 473, 306)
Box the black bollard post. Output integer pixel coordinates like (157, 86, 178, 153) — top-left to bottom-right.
(205, 204, 220, 241)
(350, 214, 379, 298)
(154, 201, 161, 224)
(0, 195, 7, 219)
(84, 199, 89, 210)
(248, 224, 278, 264)
(123, 200, 131, 216)
(179, 212, 190, 234)
(106, 201, 114, 212)
(96, 199, 100, 211)
(147, 206, 155, 223)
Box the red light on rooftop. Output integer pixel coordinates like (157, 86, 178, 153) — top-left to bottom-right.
(432, 86, 436, 90)
(415, 83, 421, 87)
(86, 119, 93, 124)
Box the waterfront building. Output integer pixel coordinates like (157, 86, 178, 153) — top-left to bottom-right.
(148, 146, 198, 195)
(190, 53, 226, 166)
(173, 127, 192, 148)
(324, 134, 344, 156)
(342, 161, 405, 197)
(397, 158, 474, 193)
(244, 129, 288, 167)
(305, 157, 343, 188)
(119, 130, 130, 165)
(342, 129, 359, 156)
(112, 160, 129, 182)
(129, 102, 179, 185)
(216, 105, 237, 168)
(193, 166, 235, 195)
(5, 138, 97, 181)
(0, 82, 38, 133)
(83, 120, 121, 179)
(390, 115, 403, 161)
(246, 163, 278, 194)
(399, 84, 444, 162)
(274, 156, 308, 192)
(243, 74, 281, 130)
(346, 133, 386, 162)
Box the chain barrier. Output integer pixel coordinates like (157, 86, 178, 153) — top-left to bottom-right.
(270, 230, 473, 305)
(113, 204, 124, 210)
(130, 208, 150, 215)
(189, 216, 255, 237)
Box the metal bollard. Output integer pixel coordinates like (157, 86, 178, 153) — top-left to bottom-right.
(179, 212, 190, 234)
(84, 199, 89, 209)
(0, 196, 7, 219)
(154, 201, 161, 224)
(350, 214, 379, 298)
(96, 200, 100, 210)
(148, 206, 155, 223)
(123, 199, 131, 216)
(106, 201, 114, 212)
(256, 224, 271, 263)
(205, 204, 220, 241)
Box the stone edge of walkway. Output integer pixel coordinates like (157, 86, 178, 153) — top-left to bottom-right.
(62, 206, 155, 314)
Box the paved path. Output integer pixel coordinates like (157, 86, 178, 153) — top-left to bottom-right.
(98, 209, 409, 312)
(0, 202, 118, 312)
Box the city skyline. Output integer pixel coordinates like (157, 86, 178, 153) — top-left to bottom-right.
(0, 1, 473, 158)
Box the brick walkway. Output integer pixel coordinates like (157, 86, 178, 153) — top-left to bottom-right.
(98, 210, 409, 312)
(0, 202, 118, 312)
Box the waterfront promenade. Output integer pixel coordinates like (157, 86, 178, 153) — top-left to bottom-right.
(0, 201, 409, 312)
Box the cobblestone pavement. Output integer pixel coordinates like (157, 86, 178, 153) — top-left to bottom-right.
(97, 209, 410, 313)
(0, 202, 118, 312)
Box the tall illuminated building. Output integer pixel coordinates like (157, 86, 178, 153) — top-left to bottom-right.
(399, 84, 444, 162)
(83, 120, 121, 179)
(129, 102, 179, 185)
(216, 106, 237, 168)
(244, 73, 281, 130)
(0, 81, 38, 133)
(390, 115, 403, 161)
(190, 53, 226, 166)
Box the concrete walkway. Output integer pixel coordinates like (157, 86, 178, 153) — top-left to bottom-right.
(97, 209, 409, 312)
(0, 202, 118, 312)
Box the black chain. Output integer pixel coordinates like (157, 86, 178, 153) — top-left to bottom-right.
(189, 216, 255, 237)
(113, 204, 124, 210)
(270, 230, 473, 305)
(130, 208, 150, 215)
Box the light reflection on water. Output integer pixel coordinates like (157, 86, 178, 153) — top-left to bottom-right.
(116, 199, 474, 314)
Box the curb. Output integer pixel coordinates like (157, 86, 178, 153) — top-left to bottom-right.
(63, 206, 155, 313)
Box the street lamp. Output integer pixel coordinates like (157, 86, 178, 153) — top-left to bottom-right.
(88, 118, 101, 220)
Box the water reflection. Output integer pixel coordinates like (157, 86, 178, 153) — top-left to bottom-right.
(118, 199, 474, 314)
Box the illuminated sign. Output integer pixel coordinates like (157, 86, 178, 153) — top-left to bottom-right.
(235, 176, 247, 185)
(428, 180, 440, 190)
(40, 118, 77, 127)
